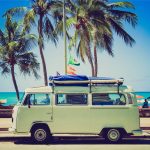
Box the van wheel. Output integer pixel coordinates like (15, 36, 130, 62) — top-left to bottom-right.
(105, 129, 122, 143)
(31, 126, 50, 144)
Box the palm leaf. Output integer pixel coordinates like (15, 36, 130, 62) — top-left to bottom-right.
(0, 62, 10, 75)
(55, 21, 63, 35)
(68, 30, 78, 49)
(77, 40, 86, 63)
(108, 2, 135, 9)
(18, 52, 40, 79)
(109, 18, 135, 46)
(0, 29, 6, 46)
(101, 33, 114, 56)
(66, 17, 77, 29)
(3, 7, 27, 17)
(43, 16, 58, 45)
(24, 9, 36, 32)
(109, 10, 137, 27)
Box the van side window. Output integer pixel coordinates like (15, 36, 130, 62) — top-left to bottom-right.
(92, 93, 126, 105)
(23, 93, 50, 105)
(56, 94, 87, 105)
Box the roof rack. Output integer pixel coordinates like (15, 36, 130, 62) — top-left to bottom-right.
(49, 75, 124, 86)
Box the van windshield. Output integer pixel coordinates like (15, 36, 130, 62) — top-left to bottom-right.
(23, 93, 50, 105)
(16, 92, 25, 105)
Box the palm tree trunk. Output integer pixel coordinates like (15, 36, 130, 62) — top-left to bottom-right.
(38, 14, 48, 86)
(11, 65, 20, 101)
(90, 56, 94, 77)
(94, 44, 98, 77)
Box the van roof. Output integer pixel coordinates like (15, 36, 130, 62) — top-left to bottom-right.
(25, 86, 52, 93)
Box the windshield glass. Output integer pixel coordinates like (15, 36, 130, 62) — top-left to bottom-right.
(19, 92, 25, 104)
(15, 92, 25, 105)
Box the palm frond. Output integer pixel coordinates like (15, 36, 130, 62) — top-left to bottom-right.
(109, 10, 137, 27)
(43, 16, 58, 45)
(23, 9, 36, 32)
(108, 1, 135, 9)
(67, 0, 78, 12)
(66, 17, 77, 29)
(8, 41, 19, 51)
(55, 21, 63, 36)
(109, 18, 135, 46)
(0, 62, 10, 75)
(18, 52, 40, 79)
(76, 40, 86, 63)
(88, 9, 105, 20)
(0, 29, 6, 46)
(101, 33, 114, 56)
(68, 30, 78, 49)
(3, 7, 27, 17)
(16, 34, 37, 54)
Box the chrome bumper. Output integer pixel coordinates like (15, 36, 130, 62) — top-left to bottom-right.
(132, 129, 143, 136)
(9, 127, 16, 133)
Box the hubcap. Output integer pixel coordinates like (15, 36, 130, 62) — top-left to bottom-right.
(34, 129, 46, 142)
(108, 129, 120, 141)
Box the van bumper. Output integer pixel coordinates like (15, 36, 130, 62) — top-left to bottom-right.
(9, 127, 16, 133)
(132, 129, 143, 136)
(9, 127, 30, 136)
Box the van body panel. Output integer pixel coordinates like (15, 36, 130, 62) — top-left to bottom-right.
(50, 105, 91, 133)
(89, 105, 139, 134)
(16, 105, 52, 133)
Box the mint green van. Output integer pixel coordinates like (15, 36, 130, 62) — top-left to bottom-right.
(9, 76, 142, 143)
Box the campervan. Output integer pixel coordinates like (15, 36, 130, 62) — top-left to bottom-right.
(9, 75, 142, 143)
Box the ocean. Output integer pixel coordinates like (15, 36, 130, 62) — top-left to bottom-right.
(0, 92, 150, 106)
(0, 92, 24, 106)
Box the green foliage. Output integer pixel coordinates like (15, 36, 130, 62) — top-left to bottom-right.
(3, 7, 27, 17)
(108, 1, 135, 9)
(63, 0, 137, 76)
(23, 0, 63, 85)
(1, 0, 137, 78)
(0, 16, 40, 78)
(24, 9, 36, 32)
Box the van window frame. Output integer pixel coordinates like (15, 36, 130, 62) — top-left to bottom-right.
(92, 93, 127, 106)
(55, 93, 88, 106)
(22, 93, 51, 106)
(127, 93, 133, 104)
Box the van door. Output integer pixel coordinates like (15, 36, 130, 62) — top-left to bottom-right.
(16, 93, 52, 133)
(52, 93, 91, 133)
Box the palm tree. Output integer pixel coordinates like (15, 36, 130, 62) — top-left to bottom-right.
(64, 0, 137, 76)
(60, 0, 110, 76)
(0, 14, 40, 100)
(91, 0, 137, 76)
(56, 0, 95, 76)
(22, 0, 62, 85)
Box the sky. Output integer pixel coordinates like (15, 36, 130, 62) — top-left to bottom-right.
(0, 0, 150, 92)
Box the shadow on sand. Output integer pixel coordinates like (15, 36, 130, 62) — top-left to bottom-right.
(0, 136, 150, 145)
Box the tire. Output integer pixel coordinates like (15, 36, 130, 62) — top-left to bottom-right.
(105, 128, 122, 143)
(31, 126, 50, 144)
